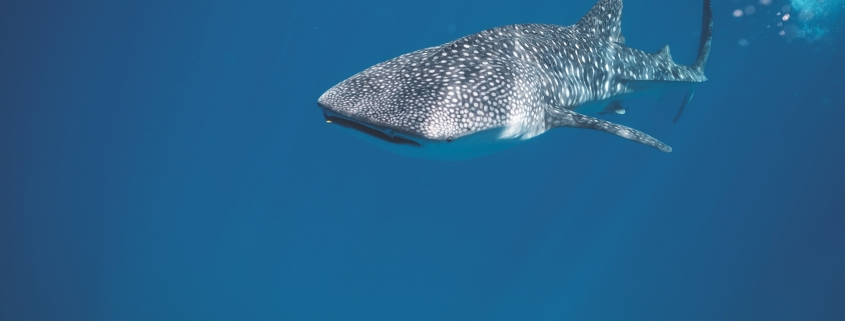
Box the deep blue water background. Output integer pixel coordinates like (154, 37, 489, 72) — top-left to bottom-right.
(2, 0, 844, 320)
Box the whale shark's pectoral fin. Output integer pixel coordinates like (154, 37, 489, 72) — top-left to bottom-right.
(546, 108, 672, 152)
(673, 90, 695, 123)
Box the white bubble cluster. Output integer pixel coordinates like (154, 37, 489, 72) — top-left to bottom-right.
(789, 0, 843, 41)
(731, 0, 843, 43)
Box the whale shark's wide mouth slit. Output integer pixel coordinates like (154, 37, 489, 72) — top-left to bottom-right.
(323, 113, 422, 147)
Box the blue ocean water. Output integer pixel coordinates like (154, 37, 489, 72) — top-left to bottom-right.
(1, 0, 843, 319)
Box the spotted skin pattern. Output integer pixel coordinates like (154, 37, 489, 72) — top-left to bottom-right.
(318, 0, 712, 153)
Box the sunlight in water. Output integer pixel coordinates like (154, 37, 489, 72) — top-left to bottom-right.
(732, 0, 843, 43)
(788, 0, 844, 40)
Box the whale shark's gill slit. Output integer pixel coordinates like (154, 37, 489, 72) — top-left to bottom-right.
(324, 115, 422, 147)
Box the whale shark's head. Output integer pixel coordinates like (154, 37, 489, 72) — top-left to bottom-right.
(318, 44, 517, 141)
(318, 43, 526, 159)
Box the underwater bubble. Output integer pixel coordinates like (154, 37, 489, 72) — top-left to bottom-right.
(781, 24, 801, 41)
(745, 5, 757, 15)
(787, 0, 843, 41)
(791, 0, 840, 13)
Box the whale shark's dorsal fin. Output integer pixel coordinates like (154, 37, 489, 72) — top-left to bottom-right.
(576, 0, 625, 44)
(656, 44, 673, 63)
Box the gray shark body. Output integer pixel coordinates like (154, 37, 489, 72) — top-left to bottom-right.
(319, 0, 712, 159)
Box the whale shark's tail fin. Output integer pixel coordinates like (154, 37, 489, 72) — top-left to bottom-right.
(673, 90, 695, 123)
(675, 0, 712, 122)
(692, 0, 712, 72)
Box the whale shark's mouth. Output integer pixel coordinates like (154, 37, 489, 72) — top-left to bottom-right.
(322, 111, 422, 147)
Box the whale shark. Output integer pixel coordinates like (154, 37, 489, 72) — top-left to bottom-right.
(318, 0, 712, 159)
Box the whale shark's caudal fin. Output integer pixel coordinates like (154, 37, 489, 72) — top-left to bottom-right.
(576, 0, 625, 44)
(674, 90, 695, 123)
(692, 0, 713, 72)
(675, 0, 712, 122)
